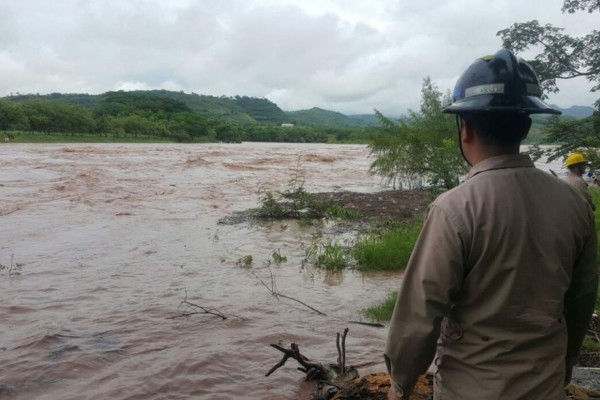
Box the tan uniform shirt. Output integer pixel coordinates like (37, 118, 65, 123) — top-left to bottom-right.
(566, 173, 596, 211)
(385, 154, 598, 400)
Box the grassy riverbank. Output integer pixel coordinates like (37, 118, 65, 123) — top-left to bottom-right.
(364, 187, 600, 323)
(2, 131, 213, 143)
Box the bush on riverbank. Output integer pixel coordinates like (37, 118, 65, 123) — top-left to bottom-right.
(353, 223, 421, 272)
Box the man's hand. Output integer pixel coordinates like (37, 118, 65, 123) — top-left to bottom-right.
(565, 360, 574, 386)
(388, 385, 400, 400)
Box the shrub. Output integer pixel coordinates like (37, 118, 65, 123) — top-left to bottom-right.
(303, 237, 349, 270)
(362, 292, 398, 322)
(353, 223, 422, 271)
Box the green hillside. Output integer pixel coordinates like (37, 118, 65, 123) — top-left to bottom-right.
(286, 107, 379, 127)
(3, 90, 590, 132)
(6, 91, 258, 124)
(233, 95, 288, 123)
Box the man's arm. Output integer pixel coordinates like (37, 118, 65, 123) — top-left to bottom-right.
(384, 205, 466, 397)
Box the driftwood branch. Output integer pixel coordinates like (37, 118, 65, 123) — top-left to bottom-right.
(336, 333, 342, 373)
(336, 328, 348, 374)
(341, 327, 348, 374)
(265, 343, 329, 380)
(169, 290, 227, 320)
(266, 328, 359, 400)
(252, 266, 326, 315)
(348, 320, 384, 328)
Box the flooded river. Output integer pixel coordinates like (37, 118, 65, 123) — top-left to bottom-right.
(0, 143, 402, 400)
(0, 143, 563, 400)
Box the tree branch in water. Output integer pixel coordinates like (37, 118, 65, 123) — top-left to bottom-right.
(169, 289, 228, 320)
(252, 266, 326, 316)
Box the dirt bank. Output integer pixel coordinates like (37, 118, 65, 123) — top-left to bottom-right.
(312, 189, 431, 225)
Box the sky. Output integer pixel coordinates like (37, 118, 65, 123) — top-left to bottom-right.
(0, 0, 597, 116)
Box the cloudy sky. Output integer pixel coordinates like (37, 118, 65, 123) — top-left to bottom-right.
(0, 0, 597, 115)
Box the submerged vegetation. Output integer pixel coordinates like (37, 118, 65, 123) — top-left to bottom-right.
(244, 182, 600, 326)
(252, 175, 427, 274)
(362, 292, 398, 322)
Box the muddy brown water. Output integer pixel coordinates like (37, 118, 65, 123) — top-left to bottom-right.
(0, 143, 564, 400)
(0, 143, 409, 400)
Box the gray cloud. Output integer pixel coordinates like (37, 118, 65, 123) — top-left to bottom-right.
(0, 0, 597, 115)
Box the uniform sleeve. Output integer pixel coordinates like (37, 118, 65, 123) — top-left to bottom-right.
(565, 208, 598, 363)
(384, 204, 466, 397)
(584, 190, 596, 211)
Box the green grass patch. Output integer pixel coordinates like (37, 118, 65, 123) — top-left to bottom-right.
(589, 187, 600, 311)
(324, 204, 361, 219)
(362, 292, 398, 322)
(583, 336, 600, 352)
(236, 255, 253, 267)
(353, 222, 422, 271)
(254, 177, 328, 220)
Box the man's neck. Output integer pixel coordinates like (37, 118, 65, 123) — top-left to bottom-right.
(469, 145, 521, 166)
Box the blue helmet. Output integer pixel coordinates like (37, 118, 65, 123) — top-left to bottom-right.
(443, 49, 560, 115)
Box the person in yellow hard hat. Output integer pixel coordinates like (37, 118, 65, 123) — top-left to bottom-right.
(564, 152, 595, 210)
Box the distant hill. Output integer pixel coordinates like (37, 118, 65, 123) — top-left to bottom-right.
(233, 95, 288, 124)
(347, 114, 381, 126)
(3, 90, 593, 128)
(551, 105, 595, 119)
(4, 91, 270, 124)
(286, 107, 379, 127)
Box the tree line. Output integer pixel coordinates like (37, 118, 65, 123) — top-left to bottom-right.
(0, 91, 375, 143)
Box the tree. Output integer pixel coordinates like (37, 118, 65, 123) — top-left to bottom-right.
(562, 0, 600, 14)
(497, 0, 600, 166)
(0, 100, 28, 132)
(20, 100, 95, 134)
(368, 77, 467, 190)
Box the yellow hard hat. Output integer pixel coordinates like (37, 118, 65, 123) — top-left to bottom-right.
(564, 152, 587, 168)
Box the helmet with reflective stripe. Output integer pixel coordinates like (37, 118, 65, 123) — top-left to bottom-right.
(564, 152, 588, 168)
(443, 49, 561, 115)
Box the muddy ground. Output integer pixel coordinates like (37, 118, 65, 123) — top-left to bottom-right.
(312, 189, 432, 226)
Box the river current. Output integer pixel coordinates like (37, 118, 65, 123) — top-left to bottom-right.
(0, 143, 562, 400)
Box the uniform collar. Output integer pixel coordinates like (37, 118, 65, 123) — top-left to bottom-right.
(466, 154, 535, 180)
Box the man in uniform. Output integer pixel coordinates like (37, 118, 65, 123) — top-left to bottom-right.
(564, 152, 596, 210)
(385, 49, 598, 400)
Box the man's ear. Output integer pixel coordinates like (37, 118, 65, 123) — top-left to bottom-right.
(461, 118, 475, 143)
(521, 117, 532, 140)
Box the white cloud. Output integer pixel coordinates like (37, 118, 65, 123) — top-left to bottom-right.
(0, 0, 597, 115)
(114, 81, 151, 91)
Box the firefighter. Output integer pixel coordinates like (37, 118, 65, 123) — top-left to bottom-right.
(564, 152, 596, 210)
(385, 49, 598, 400)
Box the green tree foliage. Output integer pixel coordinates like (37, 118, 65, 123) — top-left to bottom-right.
(497, 20, 600, 97)
(368, 77, 467, 190)
(0, 100, 28, 131)
(528, 113, 600, 166)
(96, 91, 191, 117)
(497, 0, 600, 165)
(562, 0, 600, 14)
(234, 96, 287, 123)
(1, 89, 375, 143)
(215, 123, 242, 143)
(21, 100, 95, 134)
